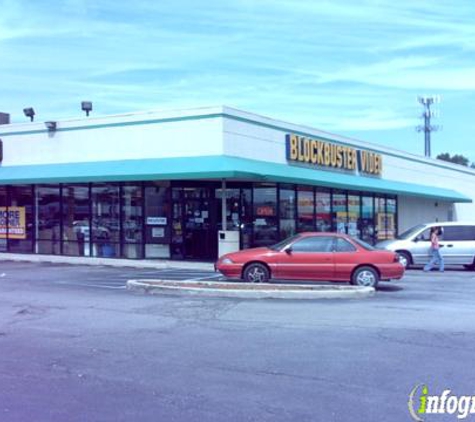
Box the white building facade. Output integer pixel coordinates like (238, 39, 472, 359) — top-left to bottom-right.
(0, 106, 472, 260)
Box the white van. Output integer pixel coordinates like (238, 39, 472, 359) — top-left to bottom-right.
(376, 222, 475, 270)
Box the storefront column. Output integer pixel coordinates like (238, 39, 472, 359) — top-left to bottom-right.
(34, 186, 39, 253)
(221, 179, 227, 230)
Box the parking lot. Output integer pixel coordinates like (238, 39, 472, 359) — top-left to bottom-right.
(0, 261, 474, 421)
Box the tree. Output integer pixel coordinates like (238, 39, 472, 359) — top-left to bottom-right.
(436, 152, 470, 166)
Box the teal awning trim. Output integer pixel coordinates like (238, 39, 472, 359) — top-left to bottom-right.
(0, 155, 471, 203)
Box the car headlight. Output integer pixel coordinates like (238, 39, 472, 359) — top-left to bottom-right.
(221, 257, 234, 264)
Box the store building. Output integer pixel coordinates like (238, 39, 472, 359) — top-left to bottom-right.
(0, 106, 473, 261)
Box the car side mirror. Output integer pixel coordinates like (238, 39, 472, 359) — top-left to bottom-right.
(413, 236, 421, 243)
(284, 246, 292, 255)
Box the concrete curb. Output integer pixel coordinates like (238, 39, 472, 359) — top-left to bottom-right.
(126, 279, 375, 300)
(0, 253, 215, 271)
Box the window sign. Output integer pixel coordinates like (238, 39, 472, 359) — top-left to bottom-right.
(256, 206, 275, 216)
(146, 217, 167, 225)
(152, 227, 165, 238)
(0, 207, 26, 239)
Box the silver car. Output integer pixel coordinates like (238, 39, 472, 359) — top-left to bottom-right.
(376, 222, 475, 270)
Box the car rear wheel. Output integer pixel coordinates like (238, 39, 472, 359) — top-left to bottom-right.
(397, 251, 411, 269)
(243, 263, 270, 283)
(351, 266, 379, 288)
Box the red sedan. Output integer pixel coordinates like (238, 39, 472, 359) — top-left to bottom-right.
(216, 232, 404, 288)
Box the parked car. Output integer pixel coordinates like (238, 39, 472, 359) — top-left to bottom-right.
(215, 232, 404, 288)
(376, 221, 475, 270)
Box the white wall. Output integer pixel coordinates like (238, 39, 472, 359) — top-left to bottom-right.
(382, 155, 475, 221)
(1, 107, 224, 166)
(223, 111, 287, 164)
(398, 197, 453, 232)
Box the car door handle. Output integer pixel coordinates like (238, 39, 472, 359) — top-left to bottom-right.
(445, 244, 453, 248)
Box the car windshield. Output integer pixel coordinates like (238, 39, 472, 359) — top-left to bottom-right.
(352, 237, 376, 251)
(268, 234, 301, 251)
(396, 224, 426, 240)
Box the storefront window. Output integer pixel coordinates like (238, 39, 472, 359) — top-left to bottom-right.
(145, 182, 170, 258)
(7, 185, 34, 253)
(91, 184, 120, 258)
(386, 197, 397, 239)
(279, 186, 296, 240)
(332, 190, 347, 234)
(361, 195, 374, 244)
(122, 184, 143, 259)
(0, 186, 8, 252)
(375, 196, 388, 240)
(316, 189, 332, 232)
(240, 188, 253, 249)
(374, 196, 397, 240)
(297, 187, 314, 232)
(184, 187, 210, 199)
(0, 181, 399, 260)
(348, 193, 360, 238)
(36, 185, 61, 255)
(62, 184, 90, 256)
(216, 188, 241, 231)
(171, 185, 217, 260)
(253, 184, 278, 246)
(171, 187, 183, 259)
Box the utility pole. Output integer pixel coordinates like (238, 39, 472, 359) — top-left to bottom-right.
(416, 95, 441, 157)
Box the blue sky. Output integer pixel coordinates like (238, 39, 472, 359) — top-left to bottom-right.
(1, 0, 475, 161)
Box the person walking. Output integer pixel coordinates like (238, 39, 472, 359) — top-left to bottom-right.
(423, 226, 444, 272)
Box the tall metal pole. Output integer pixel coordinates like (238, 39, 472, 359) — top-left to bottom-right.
(424, 102, 431, 157)
(416, 95, 440, 157)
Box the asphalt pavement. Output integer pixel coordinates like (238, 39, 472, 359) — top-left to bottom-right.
(0, 261, 474, 422)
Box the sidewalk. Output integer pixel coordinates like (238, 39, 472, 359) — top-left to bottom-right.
(0, 253, 215, 271)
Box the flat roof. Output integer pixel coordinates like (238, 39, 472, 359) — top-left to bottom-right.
(2, 105, 475, 177)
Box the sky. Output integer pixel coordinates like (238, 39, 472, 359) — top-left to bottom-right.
(1, 0, 475, 161)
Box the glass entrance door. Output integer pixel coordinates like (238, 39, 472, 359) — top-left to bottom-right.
(171, 186, 217, 260)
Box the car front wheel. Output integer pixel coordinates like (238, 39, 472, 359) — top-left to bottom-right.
(352, 266, 379, 288)
(243, 263, 270, 283)
(397, 251, 411, 269)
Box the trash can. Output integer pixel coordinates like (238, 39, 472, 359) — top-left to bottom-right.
(218, 230, 240, 257)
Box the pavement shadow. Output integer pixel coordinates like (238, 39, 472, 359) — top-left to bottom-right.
(376, 284, 404, 292)
(408, 266, 471, 273)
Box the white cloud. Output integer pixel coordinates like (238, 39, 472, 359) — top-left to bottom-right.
(1, 0, 475, 160)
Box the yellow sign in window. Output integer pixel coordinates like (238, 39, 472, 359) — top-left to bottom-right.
(0, 207, 26, 239)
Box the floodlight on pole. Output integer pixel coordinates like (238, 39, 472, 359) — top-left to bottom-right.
(81, 101, 92, 116)
(23, 107, 35, 122)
